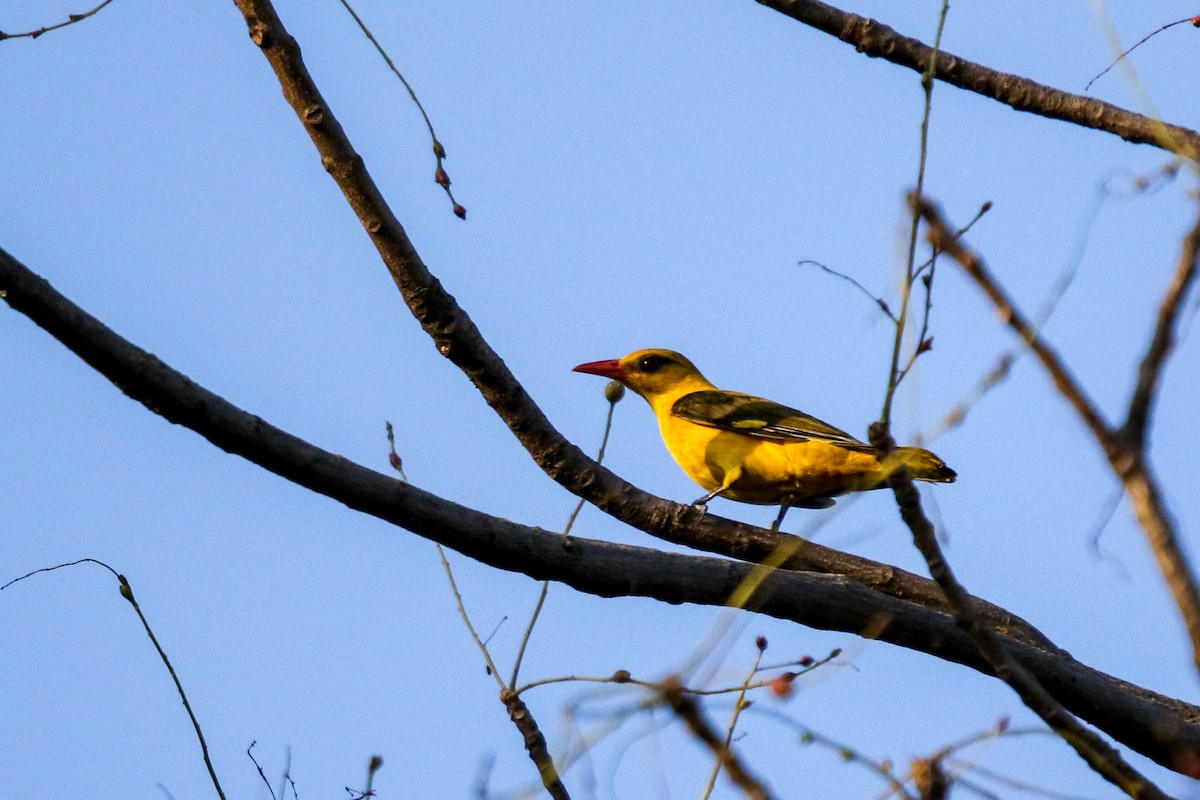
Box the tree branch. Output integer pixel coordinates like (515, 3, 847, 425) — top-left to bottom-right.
(3, 244, 1200, 776)
(912, 195, 1116, 454)
(501, 690, 571, 800)
(662, 676, 773, 800)
(1124, 203, 1200, 447)
(754, 0, 1200, 161)
(870, 425, 1168, 800)
(223, 0, 1057, 653)
(0, 0, 116, 42)
(916, 195, 1200, 681)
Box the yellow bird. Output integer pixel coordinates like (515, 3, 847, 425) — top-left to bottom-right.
(573, 348, 955, 530)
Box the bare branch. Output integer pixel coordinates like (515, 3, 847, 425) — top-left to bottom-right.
(754, 0, 1200, 161)
(3, 245, 1200, 774)
(869, 423, 1169, 800)
(801, 260, 896, 321)
(3, 559, 228, 800)
(332, 0, 464, 217)
(501, 690, 571, 800)
(224, 0, 1055, 652)
(916, 195, 1200, 682)
(1124, 201, 1200, 447)
(0, 0, 115, 41)
(661, 676, 773, 800)
(911, 195, 1116, 455)
(1086, 16, 1200, 92)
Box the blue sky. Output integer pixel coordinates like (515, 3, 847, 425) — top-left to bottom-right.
(4, 1, 1200, 797)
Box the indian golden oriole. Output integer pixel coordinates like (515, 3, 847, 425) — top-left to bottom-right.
(573, 348, 955, 530)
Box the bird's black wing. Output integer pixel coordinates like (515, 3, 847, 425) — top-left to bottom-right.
(671, 390, 875, 453)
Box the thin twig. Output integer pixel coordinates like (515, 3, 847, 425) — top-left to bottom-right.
(796, 726, 914, 800)
(0, 0, 115, 41)
(280, 746, 297, 800)
(515, 648, 839, 700)
(437, 545, 571, 797)
(801, 260, 896, 321)
(701, 647, 765, 800)
(501, 690, 572, 800)
(3, 559, 228, 800)
(880, 0, 950, 427)
(333, 0, 464, 217)
(1086, 16, 1200, 91)
(436, 545, 506, 691)
(119, 575, 228, 800)
(248, 741, 278, 800)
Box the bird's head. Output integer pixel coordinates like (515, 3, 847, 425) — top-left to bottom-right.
(573, 349, 714, 402)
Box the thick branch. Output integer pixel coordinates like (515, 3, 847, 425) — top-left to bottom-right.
(224, 0, 1054, 650)
(3, 245, 1200, 775)
(755, 0, 1200, 160)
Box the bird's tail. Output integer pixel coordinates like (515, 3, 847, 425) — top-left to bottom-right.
(890, 447, 957, 484)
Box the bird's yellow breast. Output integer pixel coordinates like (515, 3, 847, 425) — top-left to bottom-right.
(655, 413, 884, 504)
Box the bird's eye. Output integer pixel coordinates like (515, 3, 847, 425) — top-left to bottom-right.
(637, 355, 670, 373)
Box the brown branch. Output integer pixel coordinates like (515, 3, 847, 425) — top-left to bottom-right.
(869, 424, 1169, 800)
(4, 245, 1200, 775)
(501, 691, 570, 800)
(913, 194, 1116, 452)
(661, 677, 773, 800)
(331, 0, 464, 217)
(1124, 204, 1200, 447)
(754, 0, 1200, 161)
(220, 0, 1063, 655)
(0, 0, 116, 41)
(1086, 17, 1200, 92)
(915, 195, 1200, 681)
(4, 560, 228, 800)
(911, 757, 948, 800)
(9, 0, 1200, 777)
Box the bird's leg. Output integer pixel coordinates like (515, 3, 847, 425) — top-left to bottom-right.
(690, 486, 727, 514)
(769, 501, 792, 532)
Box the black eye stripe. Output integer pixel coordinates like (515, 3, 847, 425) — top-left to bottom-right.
(637, 355, 672, 373)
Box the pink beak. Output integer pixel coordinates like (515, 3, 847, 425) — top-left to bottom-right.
(572, 358, 626, 380)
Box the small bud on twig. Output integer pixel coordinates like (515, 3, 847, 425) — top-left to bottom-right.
(769, 672, 796, 698)
(604, 381, 625, 404)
